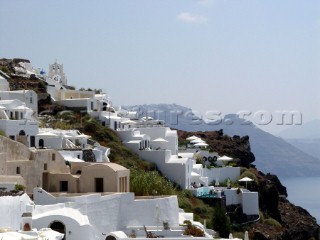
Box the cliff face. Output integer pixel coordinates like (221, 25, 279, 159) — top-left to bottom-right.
(178, 130, 320, 240)
(250, 169, 319, 240)
(178, 129, 255, 167)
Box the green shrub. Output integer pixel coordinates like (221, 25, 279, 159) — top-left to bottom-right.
(264, 218, 281, 227)
(212, 207, 231, 238)
(238, 170, 258, 183)
(194, 206, 208, 218)
(178, 196, 192, 212)
(53, 121, 72, 130)
(15, 184, 26, 191)
(130, 170, 175, 196)
(181, 189, 193, 198)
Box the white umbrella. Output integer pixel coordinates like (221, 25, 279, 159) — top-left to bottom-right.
(191, 171, 200, 177)
(238, 176, 254, 188)
(190, 138, 205, 144)
(152, 138, 168, 143)
(121, 120, 136, 124)
(194, 142, 208, 147)
(217, 155, 233, 161)
(186, 135, 199, 141)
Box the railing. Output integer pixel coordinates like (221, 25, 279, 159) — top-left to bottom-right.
(65, 139, 78, 149)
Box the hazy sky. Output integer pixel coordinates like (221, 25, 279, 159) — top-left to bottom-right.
(1, 0, 319, 133)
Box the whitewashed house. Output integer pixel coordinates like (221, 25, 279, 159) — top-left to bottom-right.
(117, 125, 194, 189)
(35, 128, 110, 162)
(0, 99, 38, 147)
(31, 188, 216, 240)
(0, 90, 38, 114)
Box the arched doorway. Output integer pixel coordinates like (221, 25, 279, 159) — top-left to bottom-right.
(49, 221, 66, 240)
(19, 130, 26, 136)
(39, 139, 44, 148)
(23, 223, 31, 231)
(106, 236, 116, 240)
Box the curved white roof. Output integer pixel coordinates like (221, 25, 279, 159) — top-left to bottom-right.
(33, 207, 90, 226)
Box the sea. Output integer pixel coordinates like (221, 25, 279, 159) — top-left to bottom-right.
(280, 177, 320, 224)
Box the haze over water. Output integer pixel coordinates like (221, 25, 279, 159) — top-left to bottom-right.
(281, 177, 320, 224)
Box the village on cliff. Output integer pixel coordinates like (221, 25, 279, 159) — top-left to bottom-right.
(0, 58, 259, 240)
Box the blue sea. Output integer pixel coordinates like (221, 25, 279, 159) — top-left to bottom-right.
(280, 177, 320, 224)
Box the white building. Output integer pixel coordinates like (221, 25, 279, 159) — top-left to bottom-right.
(0, 99, 38, 147)
(0, 90, 38, 113)
(32, 188, 217, 240)
(117, 126, 195, 189)
(45, 61, 125, 130)
(35, 128, 110, 162)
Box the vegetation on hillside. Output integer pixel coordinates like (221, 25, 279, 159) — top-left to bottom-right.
(36, 113, 232, 233)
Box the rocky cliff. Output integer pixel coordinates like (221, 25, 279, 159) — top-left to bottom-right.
(178, 129, 320, 240)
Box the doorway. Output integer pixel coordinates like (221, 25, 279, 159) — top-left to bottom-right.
(95, 178, 104, 192)
(49, 221, 66, 240)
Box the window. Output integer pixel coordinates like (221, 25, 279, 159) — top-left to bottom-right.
(30, 136, 35, 147)
(52, 153, 55, 161)
(16, 167, 20, 174)
(30, 97, 33, 104)
(9, 135, 15, 140)
(60, 181, 68, 192)
(44, 163, 47, 171)
(77, 155, 80, 159)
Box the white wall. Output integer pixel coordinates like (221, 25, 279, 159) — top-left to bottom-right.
(33, 188, 182, 240)
(139, 150, 191, 188)
(224, 189, 241, 206)
(35, 136, 62, 149)
(0, 119, 39, 147)
(0, 194, 32, 230)
(241, 191, 259, 215)
(205, 167, 240, 184)
(56, 99, 90, 110)
(122, 196, 180, 230)
(137, 127, 178, 155)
